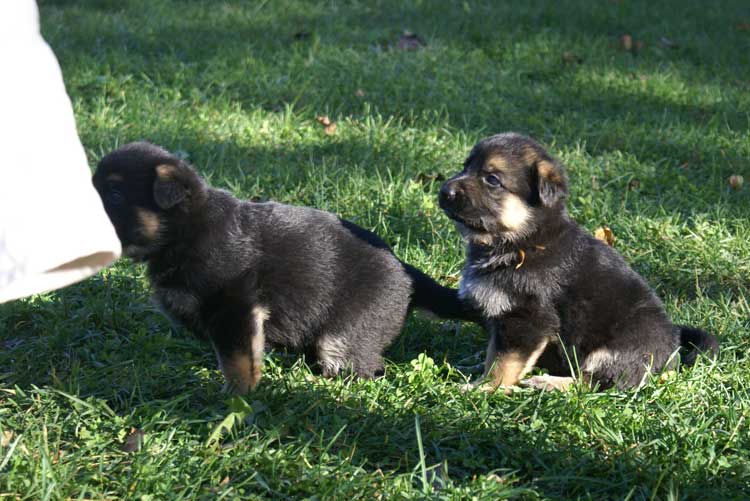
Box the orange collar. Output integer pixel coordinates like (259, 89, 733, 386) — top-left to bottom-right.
(515, 245, 546, 269)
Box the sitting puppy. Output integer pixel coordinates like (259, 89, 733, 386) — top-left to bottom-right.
(438, 133, 718, 391)
(93, 142, 476, 394)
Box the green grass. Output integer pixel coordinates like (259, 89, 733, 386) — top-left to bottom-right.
(2, 0, 750, 498)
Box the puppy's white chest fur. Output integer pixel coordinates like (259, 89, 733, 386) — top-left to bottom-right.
(459, 268, 514, 318)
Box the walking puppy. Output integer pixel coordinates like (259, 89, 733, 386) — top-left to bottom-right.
(439, 133, 718, 391)
(93, 142, 475, 394)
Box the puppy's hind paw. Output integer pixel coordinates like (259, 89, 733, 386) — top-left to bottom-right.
(520, 375, 575, 392)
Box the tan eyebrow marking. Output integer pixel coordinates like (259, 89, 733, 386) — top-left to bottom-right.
(155, 164, 177, 180)
(485, 155, 509, 173)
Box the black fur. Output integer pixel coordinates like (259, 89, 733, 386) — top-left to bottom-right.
(439, 133, 718, 390)
(93, 141, 475, 393)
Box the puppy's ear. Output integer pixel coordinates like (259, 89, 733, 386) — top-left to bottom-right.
(536, 159, 567, 207)
(153, 164, 205, 210)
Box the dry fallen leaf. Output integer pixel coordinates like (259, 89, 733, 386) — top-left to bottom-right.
(121, 428, 145, 453)
(594, 226, 615, 246)
(619, 34, 633, 51)
(729, 175, 744, 190)
(627, 179, 641, 190)
(316, 115, 337, 135)
(737, 21, 750, 32)
(397, 31, 426, 51)
(219, 476, 230, 486)
(439, 274, 459, 286)
(617, 34, 643, 54)
(52, 449, 66, 464)
(1, 430, 13, 447)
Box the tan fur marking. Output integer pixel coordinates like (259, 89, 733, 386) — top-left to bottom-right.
(487, 338, 549, 390)
(522, 148, 539, 166)
(485, 155, 509, 172)
(155, 164, 177, 180)
(107, 173, 124, 182)
(136, 209, 160, 239)
(219, 352, 252, 395)
(521, 374, 576, 391)
(537, 160, 561, 184)
(499, 194, 531, 231)
(249, 306, 270, 389)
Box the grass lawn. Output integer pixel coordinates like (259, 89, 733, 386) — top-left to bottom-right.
(2, 0, 750, 498)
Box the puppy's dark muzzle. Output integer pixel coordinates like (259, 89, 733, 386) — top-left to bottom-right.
(438, 181, 465, 216)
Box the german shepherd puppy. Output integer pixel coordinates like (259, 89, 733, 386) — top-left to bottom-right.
(438, 133, 718, 391)
(93, 142, 475, 394)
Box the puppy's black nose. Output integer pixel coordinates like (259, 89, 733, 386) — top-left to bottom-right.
(439, 183, 460, 209)
(440, 184, 457, 201)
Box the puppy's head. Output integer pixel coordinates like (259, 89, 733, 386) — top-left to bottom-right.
(438, 133, 567, 245)
(92, 142, 208, 261)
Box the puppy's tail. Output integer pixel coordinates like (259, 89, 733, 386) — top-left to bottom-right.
(677, 325, 719, 366)
(402, 263, 480, 323)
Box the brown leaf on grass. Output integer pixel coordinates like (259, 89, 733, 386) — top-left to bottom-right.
(52, 449, 66, 464)
(729, 175, 744, 190)
(627, 178, 641, 190)
(316, 115, 337, 135)
(219, 476, 230, 486)
(355, 88, 366, 97)
(594, 226, 615, 246)
(619, 34, 633, 51)
(439, 274, 460, 286)
(1, 430, 13, 447)
(397, 31, 426, 51)
(617, 34, 643, 54)
(121, 428, 145, 453)
(737, 21, 750, 32)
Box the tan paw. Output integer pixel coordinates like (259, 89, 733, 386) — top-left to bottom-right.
(520, 375, 575, 391)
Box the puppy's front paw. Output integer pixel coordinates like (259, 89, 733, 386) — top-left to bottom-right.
(520, 375, 575, 392)
(460, 381, 516, 394)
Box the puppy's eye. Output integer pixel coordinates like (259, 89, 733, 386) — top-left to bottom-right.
(108, 191, 125, 205)
(484, 174, 503, 188)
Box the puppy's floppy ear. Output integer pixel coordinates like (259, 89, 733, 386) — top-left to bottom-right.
(153, 163, 206, 210)
(536, 159, 568, 207)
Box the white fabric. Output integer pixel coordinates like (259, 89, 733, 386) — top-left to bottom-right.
(0, 0, 121, 303)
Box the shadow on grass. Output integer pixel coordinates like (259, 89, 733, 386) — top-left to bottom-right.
(0, 276, 741, 497)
